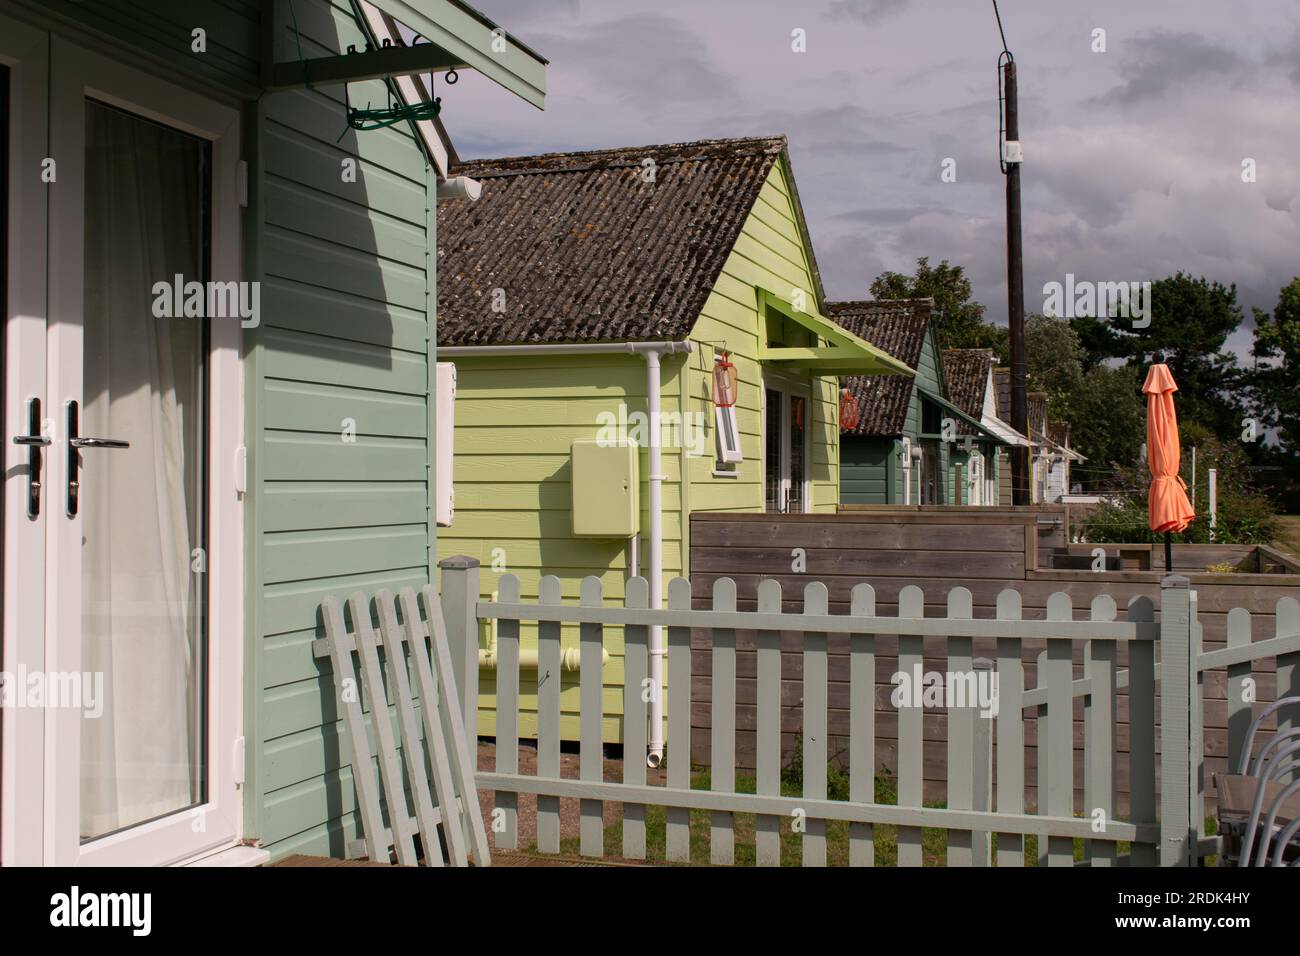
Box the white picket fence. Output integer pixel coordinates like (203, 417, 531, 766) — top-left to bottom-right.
(458, 566, 1196, 866)
(317, 558, 1299, 866)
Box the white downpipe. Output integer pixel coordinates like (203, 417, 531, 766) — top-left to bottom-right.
(439, 338, 692, 768)
(644, 349, 666, 769)
(900, 437, 913, 504)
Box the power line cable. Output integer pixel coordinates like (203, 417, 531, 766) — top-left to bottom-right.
(993, 1, 1014, 174)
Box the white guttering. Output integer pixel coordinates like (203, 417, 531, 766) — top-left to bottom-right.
(438, 339, 694, 768)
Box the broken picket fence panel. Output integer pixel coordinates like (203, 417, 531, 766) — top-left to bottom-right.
(316, 585, 489, 867)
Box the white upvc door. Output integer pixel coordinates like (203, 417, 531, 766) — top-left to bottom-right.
(3, 28, 245, 866)
(762, 376, 811, 515)
(0, 10, 51, 868)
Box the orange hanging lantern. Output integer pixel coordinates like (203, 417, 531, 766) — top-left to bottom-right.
(712, 352, 738, 408)
(839, 388, 859, 430)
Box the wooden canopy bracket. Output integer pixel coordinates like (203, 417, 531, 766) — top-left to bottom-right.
(266, 38, 462, 91)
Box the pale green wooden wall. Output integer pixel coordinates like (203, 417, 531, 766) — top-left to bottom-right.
(437, 158, 840, 746)
(841, 323, 946, 504)
(246, 0, 435, 860)
(840, 438, 893, 503)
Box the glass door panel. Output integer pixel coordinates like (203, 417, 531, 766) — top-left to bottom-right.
(78, 100, 210, 841)
(764, 385, 809, 514)
(764, 387, 782, 512)
(788, 395, 805, 513)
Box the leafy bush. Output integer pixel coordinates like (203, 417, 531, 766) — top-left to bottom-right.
(1079, 426, 1277, 545)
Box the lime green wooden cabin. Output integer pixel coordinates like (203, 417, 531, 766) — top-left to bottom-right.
(435, 137, 911, 753)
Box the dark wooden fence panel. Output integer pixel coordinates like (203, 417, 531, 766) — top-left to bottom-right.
(688, 509, 1300, 813)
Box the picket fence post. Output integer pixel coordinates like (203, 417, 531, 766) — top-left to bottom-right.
(439, 555, 482, 741)
(1158, 575, 1195, 866)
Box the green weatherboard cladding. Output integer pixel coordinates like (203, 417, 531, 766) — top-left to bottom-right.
(243, 0, 546, 862)
(840, 319, 947, 504)
(29, 0, 262, 97)
(248, 0, 441, 860)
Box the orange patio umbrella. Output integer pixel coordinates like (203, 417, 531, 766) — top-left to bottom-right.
(1142, 363, 1196, 571)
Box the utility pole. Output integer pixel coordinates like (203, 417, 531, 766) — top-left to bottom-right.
(1002, 56, 1029, 505)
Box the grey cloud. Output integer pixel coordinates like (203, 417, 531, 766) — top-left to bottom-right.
(830, 205, 940, 225)
(524, 14, 741, 116)
(827, 0, 910, 26)
(1266, 31, 1300, 85)
(1096, 31, 1247, 105)
(737, 104, 911, 157)
(463, 0, 580, 29)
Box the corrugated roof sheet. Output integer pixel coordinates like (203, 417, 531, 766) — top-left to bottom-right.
(436, 136, 789, 346)
(1028, 391, 1048, 441)
(942, 349, 996, 436)
(829, 300, 932, 436)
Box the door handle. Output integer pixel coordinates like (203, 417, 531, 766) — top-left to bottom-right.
(11, 398, 51, 517)
(66, 400, 130, 517)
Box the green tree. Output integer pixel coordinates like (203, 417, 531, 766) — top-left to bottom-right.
(1081, 423, 1276, 545)
(1251, 277, 1300, 455)
(1066, 364, 1145, 491)
(1069, 272, 1245, 437)
(1250, 277, 1300, 506)
(871, 257, 1009, 360)
(1025, 312, 1083, 418)
(1024, 313, 1144, 491)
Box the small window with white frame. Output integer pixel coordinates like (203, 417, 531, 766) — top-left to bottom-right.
(715, 403, 742, 466)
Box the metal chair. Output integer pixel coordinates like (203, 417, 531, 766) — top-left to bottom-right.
(1214, 696, 1300, 866)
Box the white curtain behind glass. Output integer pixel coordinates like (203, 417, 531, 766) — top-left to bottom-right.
(81, 102, 205, 839)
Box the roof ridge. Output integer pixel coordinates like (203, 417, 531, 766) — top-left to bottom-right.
(828, 297, 935, 311)
(453, 135, 788, 178)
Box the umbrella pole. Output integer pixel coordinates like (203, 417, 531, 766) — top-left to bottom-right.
(1164, 531, 1173, 573)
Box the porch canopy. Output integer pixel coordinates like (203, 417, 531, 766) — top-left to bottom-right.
(756, 289, 916, 377)
(916, 388, 1009, 445)
(983, 414, 1030, 447)
(265, 0, 548, 108)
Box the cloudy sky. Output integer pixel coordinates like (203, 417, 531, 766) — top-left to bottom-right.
(436, 0, 1300, 357)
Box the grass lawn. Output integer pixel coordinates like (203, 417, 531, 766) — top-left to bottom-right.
(528, 766, 1201, 867)
(1272, 514, 1300, 559)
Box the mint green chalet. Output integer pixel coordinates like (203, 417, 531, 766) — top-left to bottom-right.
(0, 0, 545, 865)
(831, 300, 1008, 506)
